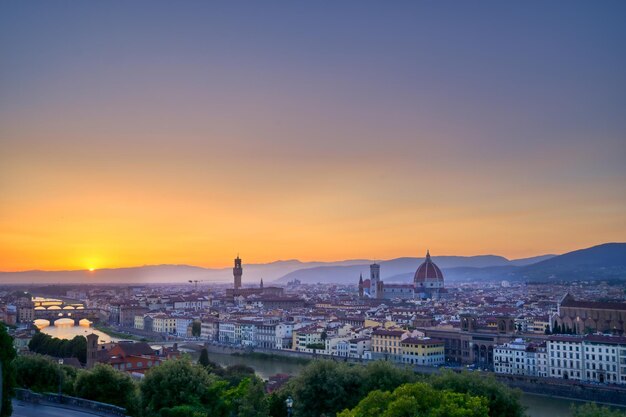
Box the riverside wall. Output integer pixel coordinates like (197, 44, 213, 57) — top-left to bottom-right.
(496, 375, 626, 407)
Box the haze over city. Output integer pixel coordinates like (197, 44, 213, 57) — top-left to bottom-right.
(3, 3, 626, 417)
(1, 1, 625, 272)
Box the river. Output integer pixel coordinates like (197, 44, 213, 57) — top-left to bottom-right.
(34, 319, 122, 344)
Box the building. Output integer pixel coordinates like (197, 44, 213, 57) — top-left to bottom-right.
(371, 328, 421, 362)
(554, 293, 626, 335)
(547, 335, 584, 381)
(17, 304, 34, 324)
(542, 334, 626, 384)
(400, 337, 445, 366)
(494, 338, 545, 377)
(413, 251, 445, 300)
(233, 255, 242, 290)
(219, 321, 236, 344)
(200, 317, 219, 341)
(257, 320, 279, 349)
(175, 316, 194, 337)
(152, 314, 176, 334)
(292, 325, 324, 352)
(420, 314, 518, 366)
(237, 320, 258, 347)
(276, 323, 294, 349)
(359, 251, 446, 301)
(225, 255, 286, 299)
(119, 305, 148, 328)
(582, 334, 626, 384)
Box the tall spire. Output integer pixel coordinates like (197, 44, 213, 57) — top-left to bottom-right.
(233, 255, 243, 290)
(426, 249, 430, 259)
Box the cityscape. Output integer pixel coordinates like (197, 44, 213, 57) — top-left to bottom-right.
(1, 2, 626, 417)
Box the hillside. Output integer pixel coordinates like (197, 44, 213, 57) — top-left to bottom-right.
(2, 243, 622, 285)
(275, 255, 537, 284)
(515, 242, 626, 281)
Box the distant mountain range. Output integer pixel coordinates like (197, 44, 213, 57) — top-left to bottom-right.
(0, 243, 624, 285)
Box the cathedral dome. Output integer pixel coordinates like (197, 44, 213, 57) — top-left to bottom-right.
(414, 251, 444, 283)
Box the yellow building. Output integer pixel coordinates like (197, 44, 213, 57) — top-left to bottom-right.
(531, 317, 549, 334)
(292, 325, 324, 352)
(152, 314, 176, 334)
(365, 319, 396, 329)
(400, 337, 445, 366)
(371, 328, 407, 361)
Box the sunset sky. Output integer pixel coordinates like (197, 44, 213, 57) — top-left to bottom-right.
(1, 1, 625, 271)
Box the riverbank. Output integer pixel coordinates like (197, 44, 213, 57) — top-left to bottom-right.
(92, 324, 147, 342)
(231, 351, 311, 365)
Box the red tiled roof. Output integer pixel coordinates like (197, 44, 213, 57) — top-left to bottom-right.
(561, 299, 626, 311)
(401, 337, 444, 346)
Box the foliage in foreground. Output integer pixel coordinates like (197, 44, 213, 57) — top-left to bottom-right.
(74, 363, 139, 415)
(142, 356, 268, 417)
(14, 355, 71, 394)
(11, 352, 530, 417)
(430, 370, 525, 417)
(0, 323, 17, 417)
(285, 359, 419, 417)
(337, 382, 490, 417)
(571, 403, 626, 417)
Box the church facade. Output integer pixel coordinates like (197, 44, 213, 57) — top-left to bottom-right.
(358, 251, 445, 301)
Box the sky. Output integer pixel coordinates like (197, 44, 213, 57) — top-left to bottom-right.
(1, 1, 625, 271)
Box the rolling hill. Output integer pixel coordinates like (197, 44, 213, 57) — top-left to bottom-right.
(1, 243, 623, 285)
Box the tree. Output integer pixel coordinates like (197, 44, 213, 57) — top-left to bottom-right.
(230, 376, 269, 417)
(198, 348, 210, 367)
(191, 321, 201, 337)
(74, 363, 139, 415)
(222, 364, 256, 387)
(544, 325, 551, 335)
(571, 403, 626, 417)
(0, 323, 17, 417)
(429, 370, 525, 417)
(14, 355, 63, 393)
(267, 391, 289, 417)
(337, 382, 489, 417)
(360, 360, 417, 395)
(140, 357, 223, 416)
(288, 360, 364, 417)
(27, 332, 86, 364)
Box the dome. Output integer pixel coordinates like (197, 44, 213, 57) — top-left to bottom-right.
(414, 251, 444, 283)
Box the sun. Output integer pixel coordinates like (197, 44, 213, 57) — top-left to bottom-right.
(88, 267, 95, 272)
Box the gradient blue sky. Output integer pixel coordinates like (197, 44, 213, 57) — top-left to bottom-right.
(1, 1, 625, 270)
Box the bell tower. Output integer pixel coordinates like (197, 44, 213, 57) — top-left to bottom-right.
(86, 333, 99, 369)
(370, 263, 381, 299)
(233, 256, 242, 290)
(358, 274, 364, 298)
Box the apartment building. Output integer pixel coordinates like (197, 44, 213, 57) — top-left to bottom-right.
(400, 337, 445, 366)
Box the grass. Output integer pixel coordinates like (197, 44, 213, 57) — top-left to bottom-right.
(93, 324, 149, 341)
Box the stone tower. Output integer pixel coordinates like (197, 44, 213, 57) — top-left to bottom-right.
(460, 314, 477, 332)
(358, 274, 364, 298)
(233, 256, 242, 290)
(86, 333, 99, 369)
(370, 263, 381, 299)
